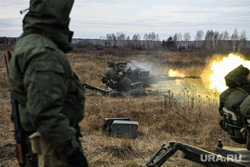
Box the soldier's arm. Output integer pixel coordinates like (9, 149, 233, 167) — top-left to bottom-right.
(109, 68, 122, 81)
(23, 53, 80, 156)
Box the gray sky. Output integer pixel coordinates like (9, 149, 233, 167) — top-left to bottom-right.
(1, 0, 250, 40)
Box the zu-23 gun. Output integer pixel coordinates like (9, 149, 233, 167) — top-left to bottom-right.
(4, 50, 26, 167)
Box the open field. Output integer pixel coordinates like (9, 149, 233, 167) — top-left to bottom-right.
(0, 49, 245, 167)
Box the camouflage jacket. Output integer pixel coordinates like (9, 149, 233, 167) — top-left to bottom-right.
(219, 88, 249, 117)
(219, 65, 250, 122)
(102, 66, 122, 87)
(240, 95, 250, 121)
(218, 65, 250, 143)
(9, 0, 85, 156)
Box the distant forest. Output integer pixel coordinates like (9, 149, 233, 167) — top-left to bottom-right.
(1, 29, 249, 54)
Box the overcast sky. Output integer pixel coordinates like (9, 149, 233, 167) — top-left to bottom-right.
(1, 0, 250, 40)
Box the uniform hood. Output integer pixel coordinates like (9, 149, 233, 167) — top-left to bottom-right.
(22, 0, 74, 52)
(225, 65, 250, 90)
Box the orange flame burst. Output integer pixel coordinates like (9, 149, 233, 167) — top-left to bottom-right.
(207, 53, 250, 92)
(168, 69, 185, 77)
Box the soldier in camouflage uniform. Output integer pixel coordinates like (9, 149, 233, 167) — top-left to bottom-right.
(9, 0, 88, 166)
(219, 65, 250, 149)
(102, 60, 131, 92)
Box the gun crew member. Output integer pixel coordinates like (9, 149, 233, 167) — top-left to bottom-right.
(102, 60, 131, 92)
(219, 65, 250, 150)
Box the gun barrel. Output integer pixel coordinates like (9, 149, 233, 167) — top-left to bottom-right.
(183, 76, 201, 79)
(149, 75, 200, 84)
(83, 83, 109, 95)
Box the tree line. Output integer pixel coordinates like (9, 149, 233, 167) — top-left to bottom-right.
(162, 29, 248, 53)
(0, 37, 17, 45)
(97, 32, 161, 50)
(94, 29, 248, 53)
(1, 29, 248, 54)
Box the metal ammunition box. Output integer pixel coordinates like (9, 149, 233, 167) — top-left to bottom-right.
(101, 118, 131, 134)
(111, 120, 138, 139)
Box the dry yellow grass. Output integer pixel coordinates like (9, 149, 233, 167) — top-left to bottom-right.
(0, 50, 245, 167)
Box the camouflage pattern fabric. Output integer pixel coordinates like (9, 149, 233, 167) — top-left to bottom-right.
(9, 0, 85, 162)
(227, 65, 250, 121)
(103, 66, 122, 84)
(219, 88, 249, 118)
(219, 65, 250, 144)
(219, 88, 248, 143)
(240, 95, 250, 120)
(23, 0, 74, 52)
(225, 65, 250, 90)
(102, 65, 131, 92)
(102, 64, 122, 89)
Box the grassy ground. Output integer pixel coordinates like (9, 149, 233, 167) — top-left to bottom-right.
(0, 50, 245, 167)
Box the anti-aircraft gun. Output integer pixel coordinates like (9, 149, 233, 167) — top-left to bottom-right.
(115, 61, 200, 89)
(146, 140, 250, 167)
(83, 61, 200, 97)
